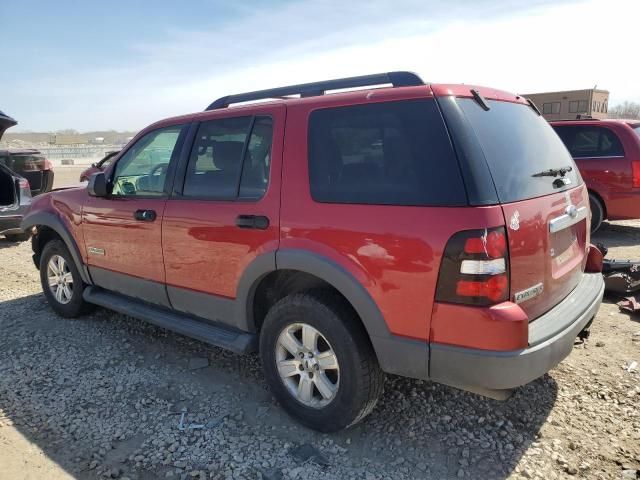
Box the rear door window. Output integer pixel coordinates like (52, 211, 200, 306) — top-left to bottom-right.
(553, 125, 625, 158)
(182, 115, 273, 200)
(455, 98, 581, 203)
(308, 99, 465, 206)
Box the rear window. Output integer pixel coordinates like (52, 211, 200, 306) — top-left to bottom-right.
(456, 98, 581, 203)
(553, 125, 625, 158)
(308, 99, 465, 206)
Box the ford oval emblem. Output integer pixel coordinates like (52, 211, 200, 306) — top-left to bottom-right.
(510, 210, 520, 231)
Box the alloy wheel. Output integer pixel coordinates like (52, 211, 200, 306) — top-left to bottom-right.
(275, 323, 340, 408)
(46, 254, 73, 304)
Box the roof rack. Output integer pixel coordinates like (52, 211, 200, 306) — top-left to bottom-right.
(205, 71, 424, 111)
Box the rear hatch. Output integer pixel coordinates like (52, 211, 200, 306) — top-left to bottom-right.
(446, 95, 587, 321)
(0, 110, 17, 141)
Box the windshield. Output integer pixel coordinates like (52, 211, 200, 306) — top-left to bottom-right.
(456, 98, 581, 203)
(634, 126, 640, 138)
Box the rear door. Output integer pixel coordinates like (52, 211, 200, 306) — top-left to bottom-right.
(453, 98, 588, 320)
(161, 105, 284, 328)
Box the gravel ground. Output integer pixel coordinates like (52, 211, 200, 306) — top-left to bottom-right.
(0, 200, 639, 479)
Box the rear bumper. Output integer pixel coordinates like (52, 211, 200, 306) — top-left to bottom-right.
(429, 272, 604, 391)
(0, 214, 24, 235)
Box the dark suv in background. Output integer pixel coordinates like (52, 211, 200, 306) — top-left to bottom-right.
(0, 148, 54, 196)
(23, 72, 604, 431)
(552, 119, 640, 232)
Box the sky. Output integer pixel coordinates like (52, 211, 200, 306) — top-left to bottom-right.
(1, 0, 638, 132)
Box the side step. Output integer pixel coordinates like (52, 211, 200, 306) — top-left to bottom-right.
(83, 286, 257, 354)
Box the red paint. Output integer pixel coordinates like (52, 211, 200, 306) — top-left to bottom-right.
(162, 104, 285, 299)
(551, 119, 640, 221)
(281, 97, 506, 340)
(430, 301, 529, 351)
(82, 196, 168, 283)
(501, 185, 588, 321)
(28, 81, 596, 353)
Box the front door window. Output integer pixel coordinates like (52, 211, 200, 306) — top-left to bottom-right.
(112, 126, 184, 196)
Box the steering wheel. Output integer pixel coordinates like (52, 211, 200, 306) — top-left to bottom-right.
(150, 163, 169, 177)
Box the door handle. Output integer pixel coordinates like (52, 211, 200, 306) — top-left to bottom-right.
(134, 209, 157, 222)
(236, 215, 269, 230)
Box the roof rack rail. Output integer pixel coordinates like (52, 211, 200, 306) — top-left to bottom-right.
(205, 71, 424, 111)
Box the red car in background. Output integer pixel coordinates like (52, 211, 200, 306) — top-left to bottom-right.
(79, 150, 120, 182)
(551, 119, 640, 232)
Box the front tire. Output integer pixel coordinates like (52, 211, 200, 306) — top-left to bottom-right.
(589, 193, 604, 233)
(259, 292, 384, 432)
(39, 240, 92, 318)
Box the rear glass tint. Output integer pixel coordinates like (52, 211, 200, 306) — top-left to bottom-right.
(308, 99, 466, 206)
(456, 98, 581, 203)
(553, 125, 625, 158)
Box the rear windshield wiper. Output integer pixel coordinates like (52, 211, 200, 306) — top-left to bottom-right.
(531, 166, 573, 178)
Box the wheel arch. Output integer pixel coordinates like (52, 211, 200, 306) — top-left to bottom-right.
(587, 188, 607, 220)
(237, 249, 430, 380)
(237, 249, 389, 339)
(21, 210, 92, 284)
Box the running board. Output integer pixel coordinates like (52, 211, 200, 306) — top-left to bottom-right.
(83, 286, 257, 354)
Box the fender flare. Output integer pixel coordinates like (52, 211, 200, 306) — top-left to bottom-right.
(21, 211, 92, 284)
(235, 249, 389, 338)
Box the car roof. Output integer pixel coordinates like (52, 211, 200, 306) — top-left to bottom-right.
(6, 148, 42, 155)
(146, 82, 528, 133)
(551, 118, 640, 128)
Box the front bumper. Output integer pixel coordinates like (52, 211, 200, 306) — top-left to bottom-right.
(429, 272, 604, 392)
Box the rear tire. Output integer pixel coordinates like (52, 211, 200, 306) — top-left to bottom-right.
(589, 193, 604, 233)
(4, 232, 31, 242)
(259, 292, 384, 432)
(39, 240, 93, 318)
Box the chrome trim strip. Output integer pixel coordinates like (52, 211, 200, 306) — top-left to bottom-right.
(549, 206, 588, 233)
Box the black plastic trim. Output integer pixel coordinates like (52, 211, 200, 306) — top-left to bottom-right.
(83, 286, 257, 354)
(167, 285, 236, 328)
(435, 96, 500, 206)
(205, 71, 424, 110)
(89, 266, 170, 307)
(21, 210, 92, 284)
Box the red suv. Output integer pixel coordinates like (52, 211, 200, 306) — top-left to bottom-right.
(551, 119, 640, 232)
(22, 72, 604, 431)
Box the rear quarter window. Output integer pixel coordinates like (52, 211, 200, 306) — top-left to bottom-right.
(308, 99, 466, 206)
(553, 125, 625, 158)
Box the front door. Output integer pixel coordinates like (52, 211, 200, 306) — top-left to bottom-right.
(162, 105, 284, 327)
(82, 124, 187, 306)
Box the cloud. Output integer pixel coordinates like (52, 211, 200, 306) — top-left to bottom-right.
(7, 0, 637, 131)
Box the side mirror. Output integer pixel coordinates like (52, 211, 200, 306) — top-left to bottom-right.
(88, 172, 108, 197)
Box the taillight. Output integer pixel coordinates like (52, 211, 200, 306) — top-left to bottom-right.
(436, 227, 509, 306)
(632, 161, 640, 188)
(19, 178, 30, 190)
(43, 158, 54, 170)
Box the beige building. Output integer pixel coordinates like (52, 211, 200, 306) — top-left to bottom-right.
(523, 88, 609, 121)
